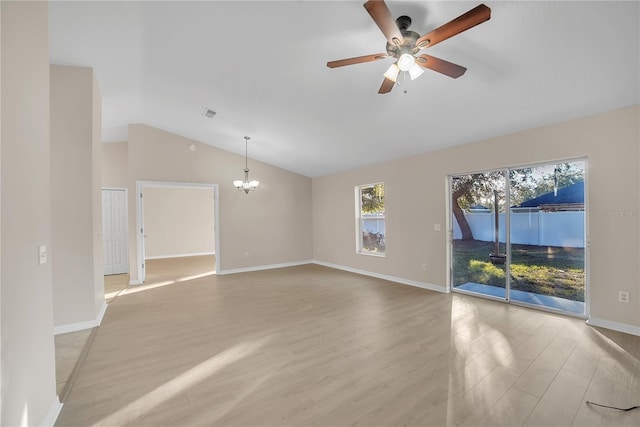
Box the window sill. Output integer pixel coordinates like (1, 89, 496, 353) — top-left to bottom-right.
(357, 251, 386, 258)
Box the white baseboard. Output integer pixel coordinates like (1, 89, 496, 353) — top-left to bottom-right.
(313, 260, 448, 293)
(586, 316, 640, 336)
(218, 260, 312, 275)
(53, 301, 108, 335)
(41, 397, 63, 427)
(145, 252, 215, 260)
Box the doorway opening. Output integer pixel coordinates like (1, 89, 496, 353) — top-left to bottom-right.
(449, 159, 587, 317)
(136, 181, 220, 283)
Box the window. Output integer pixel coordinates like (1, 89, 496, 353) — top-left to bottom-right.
(356, 183, 385, 256)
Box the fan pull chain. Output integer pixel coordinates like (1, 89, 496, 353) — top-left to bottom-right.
(397, 70, 407, 94)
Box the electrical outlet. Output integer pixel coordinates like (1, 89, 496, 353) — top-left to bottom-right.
(245, 252, 250, 259)
(421, 262, 427, 270)
(618, 291, 629, 303)
(38, 245, 47, 264)
(434, 224, 441, 231)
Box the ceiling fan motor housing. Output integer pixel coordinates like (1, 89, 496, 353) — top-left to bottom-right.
(385, 28, 421, 58)
(396, 15, 412, 31)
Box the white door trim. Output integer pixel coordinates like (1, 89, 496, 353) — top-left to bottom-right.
(135, 180, 220, 283)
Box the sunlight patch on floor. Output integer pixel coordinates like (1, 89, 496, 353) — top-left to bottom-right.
(95, 337, 271, 427)
(121, 280, 175, 295)
(119, 271, 216, 296)
(176, 270, 216, 282)
(196, 365, 281, 424)
(104, 289, 127, 299)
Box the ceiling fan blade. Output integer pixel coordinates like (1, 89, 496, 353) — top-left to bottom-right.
(327, 53, 389, 68)
(378, 77, 395, 94)
(417, 54, 467, 78)
(364, 0, 404, 46)
(415, 4, 491, 49)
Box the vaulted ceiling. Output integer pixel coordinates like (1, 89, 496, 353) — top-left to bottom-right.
(49, 1, 639, 177)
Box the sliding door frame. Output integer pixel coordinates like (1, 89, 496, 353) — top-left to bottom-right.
(447, 158, 589, 319)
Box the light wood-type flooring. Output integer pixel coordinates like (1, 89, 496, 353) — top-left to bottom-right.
(54, 271, 131, 399)
(56, 260, 639, 426)
(54, 256, 216, 400)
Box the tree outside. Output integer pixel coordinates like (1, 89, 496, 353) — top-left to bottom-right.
(452, 163, 584, 240)
(361, 183, 384, 214)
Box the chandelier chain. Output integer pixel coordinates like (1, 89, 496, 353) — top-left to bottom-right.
(233, 135, 259, 194)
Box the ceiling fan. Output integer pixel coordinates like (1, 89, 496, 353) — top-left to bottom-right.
(327, 0, 491, 94)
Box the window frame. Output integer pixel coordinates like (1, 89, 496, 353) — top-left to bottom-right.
(355, 182, 386, 257)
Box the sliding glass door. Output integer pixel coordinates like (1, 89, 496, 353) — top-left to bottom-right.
(451, 171, 507, 300)
(508, 162, 586, 314)
(450, 161, 586, 316)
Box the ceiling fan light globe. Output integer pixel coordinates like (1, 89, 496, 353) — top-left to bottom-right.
(397, 53, 415, 71)
(408, 62, 424, 80)
(383, 63, 400, 82)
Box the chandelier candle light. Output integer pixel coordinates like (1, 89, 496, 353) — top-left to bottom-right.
(233, 136, 259, 194)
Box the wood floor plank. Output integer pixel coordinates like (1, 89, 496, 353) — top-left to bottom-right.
(476, 387, 540, 427)
(523, 369, 590, 426)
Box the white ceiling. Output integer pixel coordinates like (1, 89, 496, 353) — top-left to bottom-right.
(48, 1, 639, 178)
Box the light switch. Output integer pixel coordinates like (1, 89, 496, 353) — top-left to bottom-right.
(39, 245, 47, 264)
(434, 224, 441, 231)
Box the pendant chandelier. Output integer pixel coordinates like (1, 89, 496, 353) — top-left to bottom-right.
(233, 136, 259, 194)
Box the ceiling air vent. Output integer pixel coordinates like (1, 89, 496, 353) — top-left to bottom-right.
(202, 108, 216, 118)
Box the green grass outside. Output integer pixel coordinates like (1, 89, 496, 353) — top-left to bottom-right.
(452, 239, 585, 301)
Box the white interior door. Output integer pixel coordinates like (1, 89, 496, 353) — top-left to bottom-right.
(102, 189, 128, 275)
(103, 191, 113, 274)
